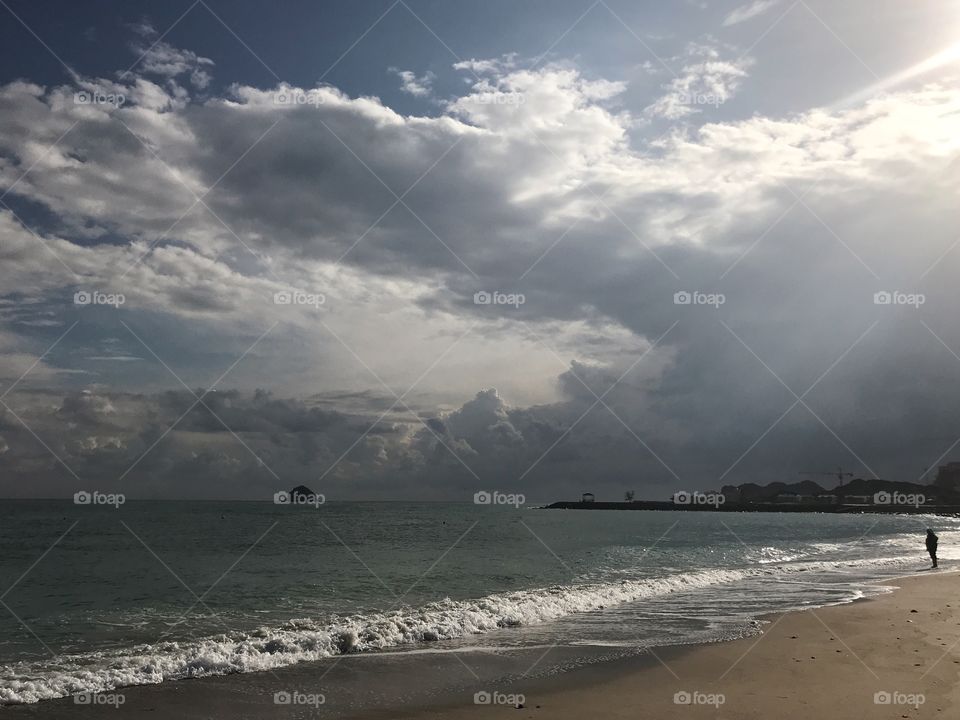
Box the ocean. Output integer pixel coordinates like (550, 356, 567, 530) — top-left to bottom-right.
(0, 501, 956, 705)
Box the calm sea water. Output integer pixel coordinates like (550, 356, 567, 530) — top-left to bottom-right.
(0, 501, 956, 704)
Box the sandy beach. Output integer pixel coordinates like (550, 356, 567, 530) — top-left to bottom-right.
(423, 570, 960, 720)
(10, 569, 958, 719)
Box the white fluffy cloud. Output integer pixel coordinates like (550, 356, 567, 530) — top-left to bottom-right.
(130, 22, 215, 88)
(645, 44, 751, 119)
(390, 68, 435, 97)
(722, 0, 782, 27)
(1, 37, 960, 498)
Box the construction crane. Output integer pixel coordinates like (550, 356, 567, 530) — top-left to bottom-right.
(800, 466, 854, 491)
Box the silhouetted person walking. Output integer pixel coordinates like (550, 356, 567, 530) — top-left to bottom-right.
(926, 528, 939, 568)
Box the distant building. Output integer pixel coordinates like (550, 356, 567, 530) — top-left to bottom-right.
(581, 492, 595, 503)
(816, 494, 839, 504)
(844, 494, 872, 505)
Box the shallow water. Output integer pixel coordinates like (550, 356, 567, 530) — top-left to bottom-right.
(0, 500, 955, 704)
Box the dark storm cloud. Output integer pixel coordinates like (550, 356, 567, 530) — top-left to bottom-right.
(1, 31, 959, 500)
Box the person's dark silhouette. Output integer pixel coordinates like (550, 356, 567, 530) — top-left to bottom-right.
(926, 528, 939, 568)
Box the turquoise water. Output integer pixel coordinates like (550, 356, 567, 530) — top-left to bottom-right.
(0, 501, 955, 703)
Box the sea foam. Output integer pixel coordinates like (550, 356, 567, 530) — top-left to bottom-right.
(0, 552, 922, 704)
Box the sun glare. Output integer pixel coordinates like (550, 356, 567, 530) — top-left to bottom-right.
(838, 40, 960, 107)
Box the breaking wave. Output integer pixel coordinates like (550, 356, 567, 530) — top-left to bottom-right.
(0, 551, 923, 704)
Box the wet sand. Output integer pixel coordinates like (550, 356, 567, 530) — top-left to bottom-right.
(10, 571, 960, 718)
(437, 570, 958, 720)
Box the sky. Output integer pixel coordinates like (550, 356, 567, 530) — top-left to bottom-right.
(0, 0, 959, 501)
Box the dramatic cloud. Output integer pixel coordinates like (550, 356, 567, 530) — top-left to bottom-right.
(1, 25, 959, 501)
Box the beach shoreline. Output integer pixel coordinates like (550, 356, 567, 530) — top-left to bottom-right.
(8, 569, 959, 718)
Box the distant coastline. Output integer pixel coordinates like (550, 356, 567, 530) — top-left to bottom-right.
(547, 475, 960, 515)
(543, 499, 960, 514)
